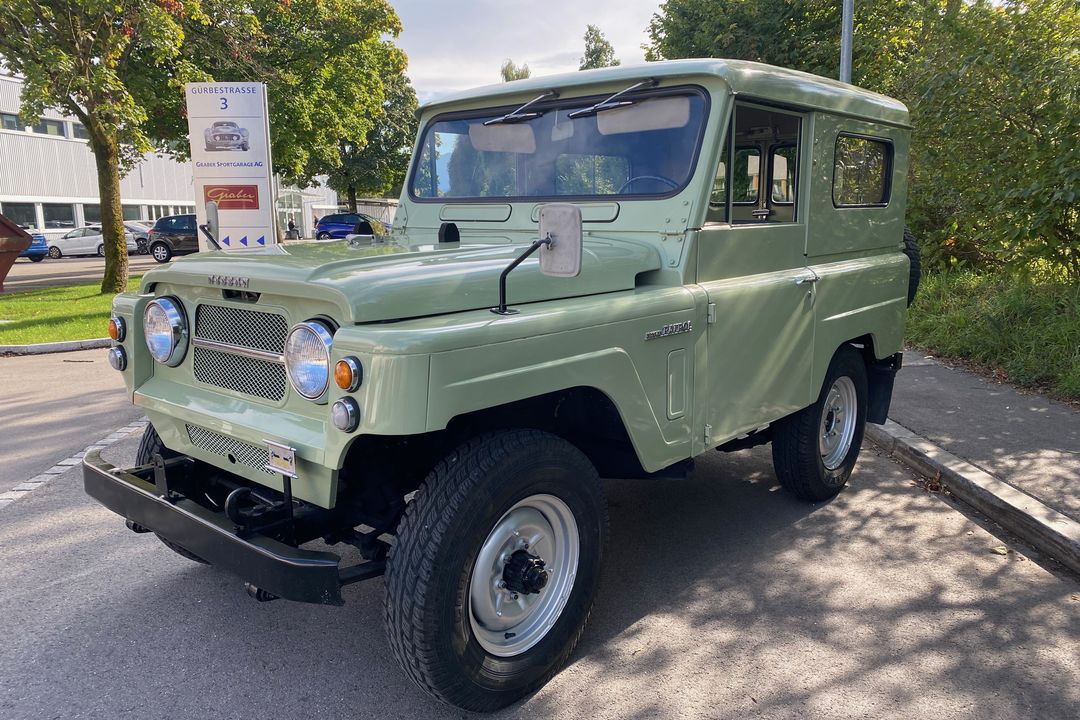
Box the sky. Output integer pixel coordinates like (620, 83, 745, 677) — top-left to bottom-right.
(391, 0, 664, 103)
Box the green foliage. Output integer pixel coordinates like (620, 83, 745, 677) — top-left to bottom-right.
(500, 59, 531, 82)
(326, 72, 418, 206)
(906, 270, 1080, 399)
(580, 25, 620, 70)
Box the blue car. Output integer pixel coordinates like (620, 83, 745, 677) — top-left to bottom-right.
(315, 212, 385, 240)
(19, 233, 48, 262)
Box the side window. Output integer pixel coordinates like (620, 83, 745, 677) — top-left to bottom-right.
(181, 216, 197, 231)
(554, 154, 630, 195)
(833, 135, 891, 207)
(707, 104, 802, 224)
(344, 214, 361, 224)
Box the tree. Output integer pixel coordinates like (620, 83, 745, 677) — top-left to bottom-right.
(580, 25, 620, 70)
(327, 72, 419, 209)
(500, 59, 531, 82)
(0, 0, 402, 292)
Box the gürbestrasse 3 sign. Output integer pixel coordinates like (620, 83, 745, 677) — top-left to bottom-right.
(185, 82, 276, 250)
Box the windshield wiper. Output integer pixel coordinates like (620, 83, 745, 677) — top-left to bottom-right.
(567, 79, 659, 119)
(483, 90, 559, 125)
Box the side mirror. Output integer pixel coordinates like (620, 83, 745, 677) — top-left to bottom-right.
(538, 203, 582, 278)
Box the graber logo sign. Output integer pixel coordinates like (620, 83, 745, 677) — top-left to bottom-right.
(203, 184, 259, 210)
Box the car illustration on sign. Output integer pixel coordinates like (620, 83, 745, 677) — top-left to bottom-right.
(203, 121, 250, 151)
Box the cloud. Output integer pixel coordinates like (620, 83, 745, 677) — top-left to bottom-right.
(392, 0, 661, 100)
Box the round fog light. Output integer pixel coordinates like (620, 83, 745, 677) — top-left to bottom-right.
(331, 397, 360, 433)
(108, 346, 127, 371)
(108, 316, 126, 342)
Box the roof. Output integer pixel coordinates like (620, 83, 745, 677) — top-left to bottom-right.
(420, 59, 910, 127)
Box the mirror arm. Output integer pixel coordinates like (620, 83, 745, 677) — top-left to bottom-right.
(491, 236, 553, 316)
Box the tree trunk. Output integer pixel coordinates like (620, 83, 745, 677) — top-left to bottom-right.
(89, 130, 128, 294)
(348, 185, 358, 212)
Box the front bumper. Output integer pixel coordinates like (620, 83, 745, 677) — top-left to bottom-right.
(82, 450, 347, 605)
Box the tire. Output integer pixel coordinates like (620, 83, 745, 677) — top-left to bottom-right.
(96, 244, 104, 257)
(136, 425, 209, 564)
(903, 227, 921, 307)
(385, 430, 608, 712)
(241, 142, 249, 151)
(316, 231, 332, 240)
(48, 246, 61, 259)
(29, 255, 45, 262)
(772, 345, 868, 502)
(150, 242, 172, 263)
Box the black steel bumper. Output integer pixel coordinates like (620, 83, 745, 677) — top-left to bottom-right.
(82, 450, 346, 605)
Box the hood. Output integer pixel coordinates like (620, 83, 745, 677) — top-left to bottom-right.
(141, 234, 662, 324)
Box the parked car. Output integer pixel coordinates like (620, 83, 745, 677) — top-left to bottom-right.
(204, 121, 250, 152)
(147, 214, 199, 263)
(19, 232, 48, 262)
(125, 221, 152, 254)
(48, 225, 136, 258)
(315, 212, 385, 240)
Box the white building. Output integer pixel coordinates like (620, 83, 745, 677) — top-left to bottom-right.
(0, 71, 342, 240)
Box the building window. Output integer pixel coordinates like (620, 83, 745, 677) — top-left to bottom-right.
(833, 134, 892, 207)
(1, 112, 22, 131)
(32, 118, 66, 137)
(72, 122, 90, 140)
(42, 203, 75, 228)
(83, 204, 102, 223)
(122, 205, 142, 221)
(0, 202, 37, 229)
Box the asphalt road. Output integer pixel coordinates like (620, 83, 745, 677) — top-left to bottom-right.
(0, 349, 143, 492)
(5, 255, 160, 291)
(1, 440, 1076, 720)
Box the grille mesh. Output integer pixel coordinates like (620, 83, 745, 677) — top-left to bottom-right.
(192, 346, 287, 401)
(195, 305, 288, 353)
(186, 424, 274, 475)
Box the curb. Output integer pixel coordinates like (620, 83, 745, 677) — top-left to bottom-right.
(867, 419, 1080, 576)
(0, 418, 148, 510)
(0, 338, 110, 355)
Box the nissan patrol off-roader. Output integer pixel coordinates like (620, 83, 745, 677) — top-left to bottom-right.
(85, 59, 920, 711)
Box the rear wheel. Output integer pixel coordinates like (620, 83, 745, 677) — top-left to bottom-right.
(96, 244, 104, 257)
(384, 430, 608, 711)
(29, 255, 45, 262)
(772, 345, 868, 502)
(316, 231, 332, 240)
(150, 242, 172, 263)
(136, 425, 209, 564)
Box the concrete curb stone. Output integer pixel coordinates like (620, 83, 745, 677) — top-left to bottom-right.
(0, 338, 110, 355)
(867, 419, 1080, 576)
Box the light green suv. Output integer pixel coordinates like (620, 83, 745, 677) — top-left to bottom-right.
(85, 59, 919, 711)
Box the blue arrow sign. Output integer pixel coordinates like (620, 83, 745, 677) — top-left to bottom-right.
(256, 236, 265, 246)
(221, 236, 230, 246)
(239, 236, 248, 246)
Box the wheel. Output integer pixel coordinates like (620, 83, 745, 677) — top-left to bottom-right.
(772, 345, 868, 502)
(48, 246, 61, 259)
(150, 242, 172, 263)
(136, 239, 148, 255)
(902, 227, 921, 307)
(29, 255, 45, 262)
(96, 244, 104, 257)
(136, 425, 209, 564)
(316, 231, 332, 240)
(241, 142, 249, 151)
(384, 430, 608, 711)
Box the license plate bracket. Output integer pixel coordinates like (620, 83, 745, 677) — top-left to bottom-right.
(264, 440, 298, 478)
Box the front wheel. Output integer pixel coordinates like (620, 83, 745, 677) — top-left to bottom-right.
(48, 246, 61, 259)
(96, 244, 105, 257)
(384, 430, 608, 712)
(135, 425, 209, 564)
(772, 345, 868, 502)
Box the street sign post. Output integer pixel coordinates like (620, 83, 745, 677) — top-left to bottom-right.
(185, 82, 277, 251)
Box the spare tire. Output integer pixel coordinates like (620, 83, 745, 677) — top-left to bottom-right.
(902, 227, 921, 307)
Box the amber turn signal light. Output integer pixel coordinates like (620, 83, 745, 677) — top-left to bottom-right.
(108, 316, 126, 342)
(334, 357, 362, 392)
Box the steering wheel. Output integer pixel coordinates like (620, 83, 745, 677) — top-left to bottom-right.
(617, 175, 679, 194)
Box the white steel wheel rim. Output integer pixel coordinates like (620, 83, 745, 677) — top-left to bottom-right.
(468, 494, 580, 657)
(819, 376, 858, 470)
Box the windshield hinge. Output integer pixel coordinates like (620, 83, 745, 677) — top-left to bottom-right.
(707, 303, 716, 324)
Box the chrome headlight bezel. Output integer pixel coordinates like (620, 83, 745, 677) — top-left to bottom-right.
(284, 320, 335, 401)
(143, 297, 188, 367)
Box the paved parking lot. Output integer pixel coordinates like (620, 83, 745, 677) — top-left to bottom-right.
(5, 255, 160, 291)
(1, 438, 1076, 720)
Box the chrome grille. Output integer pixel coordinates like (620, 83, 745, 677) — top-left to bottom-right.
(193, 305, 288, 401)
(186, 424, 274, 475)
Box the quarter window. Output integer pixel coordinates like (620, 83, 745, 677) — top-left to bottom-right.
(833, 135, 891, 207)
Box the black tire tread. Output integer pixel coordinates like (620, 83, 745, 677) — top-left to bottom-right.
(384, 429, 607, 711)
(136, 425, 209, 564)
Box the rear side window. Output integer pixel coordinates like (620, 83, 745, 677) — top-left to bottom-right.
(833, 134, 891, 207)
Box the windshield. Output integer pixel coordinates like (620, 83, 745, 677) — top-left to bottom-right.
(409, 88, 708, 202)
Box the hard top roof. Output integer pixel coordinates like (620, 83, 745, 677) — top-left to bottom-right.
(420, 59, 910, 127)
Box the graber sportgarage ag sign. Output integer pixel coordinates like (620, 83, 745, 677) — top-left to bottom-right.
(185, 82, 276, 250)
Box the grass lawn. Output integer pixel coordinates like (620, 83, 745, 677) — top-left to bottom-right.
(906, 270, 1080, 400)
(0, 277, 141, 345)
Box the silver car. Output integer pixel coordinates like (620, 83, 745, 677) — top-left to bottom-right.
(48, 225, 138, 259)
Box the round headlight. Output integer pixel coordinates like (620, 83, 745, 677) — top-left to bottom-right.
(284, 320, 334, 400)
(143, 298, 188, 366)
